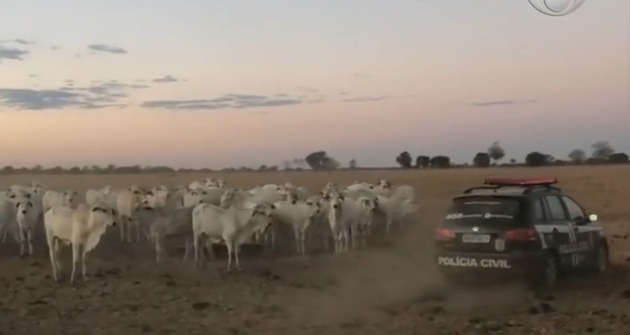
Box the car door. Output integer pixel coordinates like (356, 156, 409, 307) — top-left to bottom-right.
(541, 194, 578, 269)
(559, 195, 593, 265)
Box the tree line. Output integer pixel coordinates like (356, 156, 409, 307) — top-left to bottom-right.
(392, 140, 628, 169)
(0, 140, 627, 175)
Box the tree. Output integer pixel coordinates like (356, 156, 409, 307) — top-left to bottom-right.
(305, 151, 328, 170)
(591, 141, 614, 160)
(322, 157, 340, 170)
(608, 153, 629, 164)
(349, 159, 358, 169)
(1, 166, 14, 174)
(292, 158, 307, 169)
(568, 149, 586, 164)
(509, 158, 516, 165)
(396, 151, 413, 168)
(544, 154, 555, 164)
(283, 160, 293, 170)
(487, 141, 506, 164)
(525, 152, 548, 167)
(430, 155, 451, 168)
(415, 155, 430, 168)
(473, 152, 491, 168)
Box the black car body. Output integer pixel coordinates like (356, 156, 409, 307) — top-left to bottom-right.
(434, 177, 609, 288)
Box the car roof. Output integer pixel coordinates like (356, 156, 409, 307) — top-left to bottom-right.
(453, 185, 562, 201)
(452, 193, 527, 201)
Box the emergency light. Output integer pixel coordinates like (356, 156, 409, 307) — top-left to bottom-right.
(482, 177, 558, 187)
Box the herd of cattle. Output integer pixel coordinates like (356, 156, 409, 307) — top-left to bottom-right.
(0, 178, 418, 284)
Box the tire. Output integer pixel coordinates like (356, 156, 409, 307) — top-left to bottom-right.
(588, 243, 609, 275)
(535, 253, 560, 289)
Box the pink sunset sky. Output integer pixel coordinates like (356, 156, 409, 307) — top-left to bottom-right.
(0, 0, 628, 168)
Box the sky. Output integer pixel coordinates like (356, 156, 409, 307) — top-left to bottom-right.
(0, 0, 628, 169)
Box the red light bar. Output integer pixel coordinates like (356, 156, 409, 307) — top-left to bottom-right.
(483, 177, 558, 186)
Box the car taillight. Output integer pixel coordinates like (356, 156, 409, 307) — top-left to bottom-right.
(435, 228, 455, 240)
(504, 228, 538, 241)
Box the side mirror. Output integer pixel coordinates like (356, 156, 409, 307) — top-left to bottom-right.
(588, 213, 598, 223)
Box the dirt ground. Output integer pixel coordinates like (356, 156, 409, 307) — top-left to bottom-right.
(1, 166, 630, 334)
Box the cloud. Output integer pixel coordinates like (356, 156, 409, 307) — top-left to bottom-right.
(469, 99, 538, 107)
(0, 45, 29, 62)
(341, 95, 388, 103)
(142, 93, 306, 111)
(152, 75, 179, 83)
(13, 39, 30, 45)
(349, 73, 371, 80)
(0, 80, 147, 110)
(296, 86, 319, 93)
(88, 44, 127, 54)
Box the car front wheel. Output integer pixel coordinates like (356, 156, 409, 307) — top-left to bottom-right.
(540, 253, 559, 289)
(588, 243, 609, 274)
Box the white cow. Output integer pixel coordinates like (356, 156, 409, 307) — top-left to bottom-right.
(325, 193, 377, 252)
(145, 186, 171, 209)
(192, 203, 275, 271)
(134, 205, 195, 262)
(272, 199, 320, 254)
(0, 198, 18, 246)
(44, 204, 117, 284)
(376, 194, 418, 234)
(15, 196, 38, 256)
(326, 193, 350, 253)
(116, 189, 147, 242)
(85, 186, 113, 208)
(42, 189, 78, 212)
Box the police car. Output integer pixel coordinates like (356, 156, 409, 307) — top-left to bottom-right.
(434, 177, 609, 288)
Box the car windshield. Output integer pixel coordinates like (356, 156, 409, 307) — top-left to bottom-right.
(445, 197, 522, 222)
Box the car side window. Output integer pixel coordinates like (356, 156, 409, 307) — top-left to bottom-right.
(561, 195, 586, 221)
(544, 195, 568, 221)
(532, 198, 545, 222)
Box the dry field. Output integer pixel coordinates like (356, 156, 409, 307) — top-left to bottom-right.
(1, 166, 630, 334)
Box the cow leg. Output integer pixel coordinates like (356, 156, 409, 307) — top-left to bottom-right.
(119, 218, 126, 241)
(48, 238, 59, 282)
(27, 228, 34, 255)
(18, 226, 26, 257)
(70, 243, 81, 285)
(225, 240, 234, 272)
(81, 247, 89, 281)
